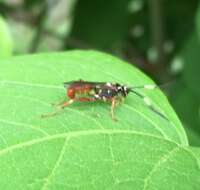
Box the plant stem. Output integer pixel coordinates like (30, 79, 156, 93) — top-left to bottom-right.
(148, 0, 166, 65)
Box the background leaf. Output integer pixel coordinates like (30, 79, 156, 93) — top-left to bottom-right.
(170, 78, 200, 146)
(0, 15, 13, 58)
(182, 33, 200, 97)
(170, 31, 200, 146)
(196, 2, 200, 41)
(0, 50, 199, 189)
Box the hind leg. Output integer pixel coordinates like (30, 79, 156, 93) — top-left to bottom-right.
(41, 97, 97, 118)
(41, 99, 75, 118)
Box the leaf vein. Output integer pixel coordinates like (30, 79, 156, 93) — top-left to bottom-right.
(0, 118, 50, 136)
(123, 104, 168, 140)
(41, 137, 70, 190)
(0, 129, 178, 157)
(0, 80, 64, 90)
(143, 146, 180, 190)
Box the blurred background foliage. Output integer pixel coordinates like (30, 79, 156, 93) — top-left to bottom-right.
(0, 0, 200, 146)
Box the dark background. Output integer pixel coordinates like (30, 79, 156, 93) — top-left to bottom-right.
(0, 0, 200, 145)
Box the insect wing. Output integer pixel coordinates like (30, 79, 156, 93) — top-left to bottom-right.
(63, 80, 77, 88)
(63, 79, 86, 88)
(63, 80, 106, 89)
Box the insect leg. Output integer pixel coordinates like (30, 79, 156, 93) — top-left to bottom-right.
(51, 99, 67, 107)
(41, 97, 97, 118)
(41, 99, 74, 118)
(59, 99, 74, 108)
(55, 97, 96, 109)
(75, 97, 97, 102)
(130, 89, 169, 121)
(111, 98, 117, 121)
(52, 95, 93, 107)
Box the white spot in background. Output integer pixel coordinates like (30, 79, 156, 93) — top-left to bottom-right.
(163, 41, 174, 54)
(5, 0, 23, 6)
(128, 0, 144, 13)
(143, 97, 151, 106)
(47, 0, 74, 36)
(147, 47, 158, 63)
(131, 25, 144, 38)
(170, 56, 184, 74)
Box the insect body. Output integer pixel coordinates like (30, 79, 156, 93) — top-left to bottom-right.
(42, 79, 168, 121)
(62, 80, 132, 120)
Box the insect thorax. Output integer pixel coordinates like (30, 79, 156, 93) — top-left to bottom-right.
(90, 83, 130, 101)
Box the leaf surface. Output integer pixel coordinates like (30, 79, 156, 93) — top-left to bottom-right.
(0, 50, 199, 189)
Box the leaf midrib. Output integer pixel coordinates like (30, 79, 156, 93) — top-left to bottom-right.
(0, 129, 179, 157)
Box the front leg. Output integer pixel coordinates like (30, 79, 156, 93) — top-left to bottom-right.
(111, 98, 118, 121)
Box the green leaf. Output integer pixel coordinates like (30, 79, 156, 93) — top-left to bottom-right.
(0, 15, 13, 58)
(170, 30, 200, 146)
(164, 0, 198, 51)
(170, 31, 200, 146)
(0, 50, 199, 189)
(185, 127, 200, 147)
(196, 2, 200, 41)
(181, 32, 200, 96)
(169, 79, 200, 146)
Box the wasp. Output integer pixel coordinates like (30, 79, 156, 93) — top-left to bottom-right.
(41, 79, 168, 121)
